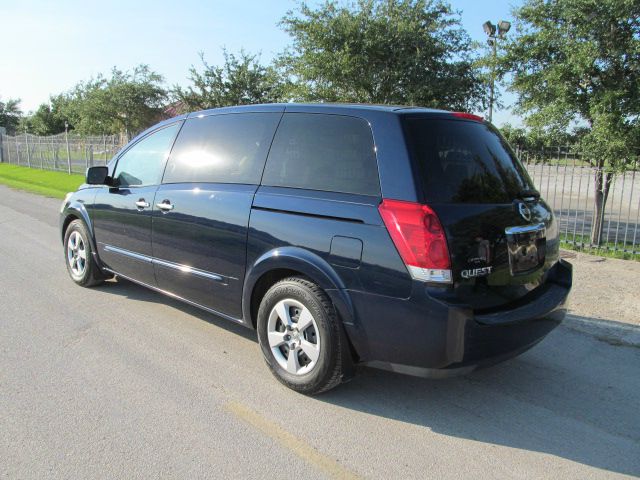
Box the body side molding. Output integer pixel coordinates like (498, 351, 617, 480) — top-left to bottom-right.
(103, 244, 229, 283)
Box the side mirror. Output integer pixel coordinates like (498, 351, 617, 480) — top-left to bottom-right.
(86, 166, 110, 185)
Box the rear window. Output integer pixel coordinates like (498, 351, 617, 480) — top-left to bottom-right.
(163, 112, 281, 185)
(261, 113, 380, 196)
(402, 118, 534, 204)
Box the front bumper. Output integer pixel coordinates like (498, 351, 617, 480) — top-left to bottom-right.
(345, 259, 572, 377)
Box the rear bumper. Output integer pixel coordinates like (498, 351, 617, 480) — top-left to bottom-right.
(345, 259, 572, 377)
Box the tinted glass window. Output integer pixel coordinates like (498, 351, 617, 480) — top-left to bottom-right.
(163, 113, 281, 184)
(262, 113, 380, 196)
(113, 123, 180, 187)
(402, 118, 535, 203)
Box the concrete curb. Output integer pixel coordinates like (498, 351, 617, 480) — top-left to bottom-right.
(563, 314, 640, 348)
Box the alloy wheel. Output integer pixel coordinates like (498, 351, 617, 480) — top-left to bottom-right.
(267, 298, 321, 375)
(67, 231, 87, 277)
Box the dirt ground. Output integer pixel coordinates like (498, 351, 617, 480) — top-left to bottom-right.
(561, 250, 640, 325)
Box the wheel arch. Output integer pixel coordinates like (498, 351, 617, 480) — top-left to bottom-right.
(242, 247, 356, 333)
(61, 203, 99, 260)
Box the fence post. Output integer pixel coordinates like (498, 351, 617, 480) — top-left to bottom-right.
(558, 146, 561, 167)
(53, 137, 59, 170)
(65, 130, 71, 174)
(15, 136, 20, 165)
(103, 135, 107, 164)
(39, 136, 44, 169)
(25, 133, 31, 168)
(0, 133, 4, 163)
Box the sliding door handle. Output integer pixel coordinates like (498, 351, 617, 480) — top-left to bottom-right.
(156, 200, 174, 212)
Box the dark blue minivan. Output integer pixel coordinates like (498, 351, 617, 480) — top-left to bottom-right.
(60, 104, 572, 394)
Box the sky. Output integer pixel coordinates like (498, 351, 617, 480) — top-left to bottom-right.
(0, 0, 522, 126)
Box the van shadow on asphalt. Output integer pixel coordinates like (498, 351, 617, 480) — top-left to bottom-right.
(94, 277, 257, 342)
(321, 320, 640, 477)
(95, 278, 640, 477)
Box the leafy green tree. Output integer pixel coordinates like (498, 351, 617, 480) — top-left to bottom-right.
(173, 49, 286, 111)
(500, 123, 586, 152)
(0, 97, 22, 135)
(500, 124, 531, 149)
(74, 65, 167, 138)
(498, 0, 640, 245)
(277, 0, 484, 110)
(22, 97, 69, 135)
(23, 66, 166, 138)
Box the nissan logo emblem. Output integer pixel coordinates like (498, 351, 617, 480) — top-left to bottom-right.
(518, 202, 532, 221)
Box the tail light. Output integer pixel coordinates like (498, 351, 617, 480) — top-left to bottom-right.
(378, 199, 452, 283)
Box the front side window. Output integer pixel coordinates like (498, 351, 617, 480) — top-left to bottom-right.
(163, 113, 281, 184)
(113, 123, 181, 187)
(261, 113, 380, 196)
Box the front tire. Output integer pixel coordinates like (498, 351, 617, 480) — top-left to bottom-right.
(63, 219, 105, 287)
(257, 276, 349, 395)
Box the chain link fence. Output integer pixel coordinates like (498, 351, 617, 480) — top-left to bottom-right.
(0, 132, 124, 174)
(0, 134, 638, 255)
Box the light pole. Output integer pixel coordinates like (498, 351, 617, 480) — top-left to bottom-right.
(483, 20, 511, 123)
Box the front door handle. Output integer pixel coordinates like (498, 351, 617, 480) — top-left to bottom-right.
(135, 199, 150, 209)
(156, 200, 174, 212)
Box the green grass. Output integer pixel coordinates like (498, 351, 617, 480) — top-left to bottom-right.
(0, 164, 85, 199)
(560, 233, 640, 261)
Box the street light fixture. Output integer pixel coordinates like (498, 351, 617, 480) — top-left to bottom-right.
(483, 21, 496, 37)
(498, 20, 511, 36)
(483, 19, 511, 123)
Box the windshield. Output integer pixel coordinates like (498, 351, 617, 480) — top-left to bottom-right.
(402, 117, 535, 204)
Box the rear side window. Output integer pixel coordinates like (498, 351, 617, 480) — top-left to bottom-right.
(163, 113, 281, 184)
(402, 118, 534, 204)
(261, 113, 380, 196)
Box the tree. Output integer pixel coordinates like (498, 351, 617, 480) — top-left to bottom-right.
(173, 49, 286, 111)
(22, 97, 69, 135)
(75, 65, 167, 138)
(22, 66, 167, 138)
(500, 123, 586, 152)
(277, 0, 485, 110)
(0, 97, 22, 135)
(498, 0, 640, 245)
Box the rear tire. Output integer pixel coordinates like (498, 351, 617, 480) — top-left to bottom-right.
(63, 219, 106, 287)
(257, 276, 348, 395)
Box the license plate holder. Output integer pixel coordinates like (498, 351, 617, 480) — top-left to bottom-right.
(505, 224, 546, 275)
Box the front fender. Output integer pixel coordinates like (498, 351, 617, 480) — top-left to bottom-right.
(60, 190, 103, 268)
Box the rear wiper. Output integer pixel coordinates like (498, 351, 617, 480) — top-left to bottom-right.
(517, 189, 540, 201)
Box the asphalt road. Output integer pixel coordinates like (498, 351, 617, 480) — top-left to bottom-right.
(1, 185, 639, 479)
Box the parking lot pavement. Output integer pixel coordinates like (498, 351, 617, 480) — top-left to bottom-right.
(562, 250, 640, 326)
(1, 185, 639, 479)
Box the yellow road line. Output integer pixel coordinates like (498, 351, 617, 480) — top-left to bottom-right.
(225, 400, 362, 480)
